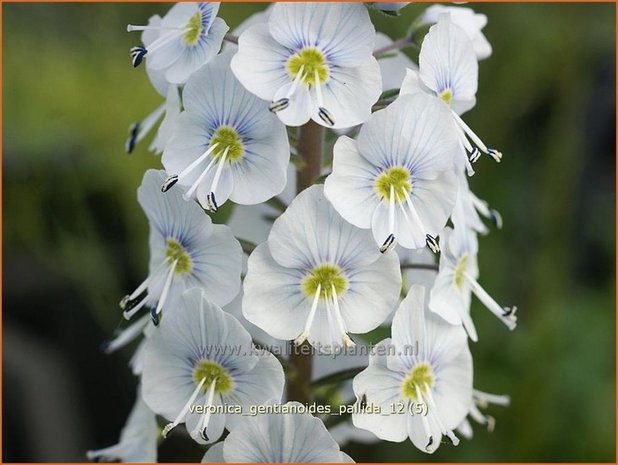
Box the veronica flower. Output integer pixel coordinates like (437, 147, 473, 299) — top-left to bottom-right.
(202, 402, 353, 462)
(142, 289, 284, 444)
(243, 185, 401, 352)
(161, 52, 290, 212)
(457, 389, 510, 439)
(128, 2, 228, 85)
(451, 173, 503, 236)
(87, 390, 158, 462)
(429, 226, 517, 342)
(230, 2, 382, 128)
(400, 15, 502, 165)
(324, 93, 460, 254)
(126, 14, 182, 155)
(419, 5, 492, 60)
(352, 285, 473, 453)
(119, 169, 242, 325)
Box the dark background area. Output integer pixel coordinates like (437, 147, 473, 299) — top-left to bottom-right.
(3, 2, 616, 462)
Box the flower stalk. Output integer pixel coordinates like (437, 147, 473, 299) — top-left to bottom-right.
(287, 120, 324, 403)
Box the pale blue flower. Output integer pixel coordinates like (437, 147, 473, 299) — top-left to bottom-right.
(128, 2, 228, 85)
(119, 169, 242, 325)
(142, 289, 285, 445)
(161, 52, 290, 212)
(231, 2, 382, 128)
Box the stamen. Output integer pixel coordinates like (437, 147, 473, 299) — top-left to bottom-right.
(380, 186, 397, 253)
(331, 284, 355, 348)
(130, 46, 147, 67)
(126, 104, 166, 153)
(123, 294, 149, 321)
(162, 376, 207, 438)
(270, 66, 305, 113)
(414, 385, 434, 452)
(294, 284, 322, 346)
(127, 24, 184, 32)
(423, 383, 459, 446)
(206, 192, 218, 212)
(380, 234, 395, 254)
(152, 259, 178, 324)
(126, 122, 140, 154)
(465, 157, 476, 177)
(489, 209, 503, 229)
(183, 153, 219, 200)
(150, 306, 160, 327)
(451, 110, 502, 162)
(206, 146, 230, 212)
(324, 295, 340, 348)
(120, 260, 169, 310)
(143, 28, 185, 57)
(163, 140, 220, 192)
(269, 98, 289, 113)
(318, 108, 335, 127)
(161, 175, 179, 192)
(426, 234, 440, 254)
(402, 188, 429, 239)
(469, 148, 481, 163)
(464, 272, 517, 330)
(102, 314, 150, 354)
(314, 70, 334, 126)
(473, 389, 511, 407)
(191, 378, 218, 441)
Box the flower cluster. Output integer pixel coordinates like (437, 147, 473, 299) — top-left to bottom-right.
(90, 2, 515, 462)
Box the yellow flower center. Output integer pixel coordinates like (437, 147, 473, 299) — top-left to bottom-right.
(375, 167, 411, 202)
(165, 238, 192, 275)
(209, 126, 244, 163)
(302, 264, 347, 300)
(440, 89, 453, 105)
(453, 254, 468, 289)
(401, 363, 434, 400)
(193, 360, 234, 394)
(287, 47, 329, 86)
(184, 12, 203, 46)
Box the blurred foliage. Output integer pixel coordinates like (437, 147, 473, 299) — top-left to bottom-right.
(3, 2, 615, 462)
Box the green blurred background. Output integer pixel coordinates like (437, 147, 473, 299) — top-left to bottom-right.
(3, 2, 615, 462)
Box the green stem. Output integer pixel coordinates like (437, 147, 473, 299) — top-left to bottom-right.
(287, 120, 324, 404)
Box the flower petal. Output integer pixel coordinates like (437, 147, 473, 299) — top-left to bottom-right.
(325, 136, 381, 230)
(230, 22, 290, 101)
(269, 3, 376, 67)
(312, 58, 382, 129)
(243, 242, 307, 341)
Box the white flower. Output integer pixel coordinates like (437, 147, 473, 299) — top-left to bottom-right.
(126, 15, 182, 155)
(457, 389, 510, 439)
(243, 185, 402, 353)
(142, 289, 285, 444)
(400, 14, 502, 166)
(230, 2, 382, 128)
(87, 389, 158, 462)
(202, 402, 354, 462)
(128, 2, 228, 85)
(161, 52, 290, 212)
(324, 93, 460, 254)
(375, 32, 417, 92)
(119, 169, 242, 325)
(352, 285, 473, 453)
(452, 173, 503, 236)
(429, 226, 517, 342)
(419, 5, 492, 60)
